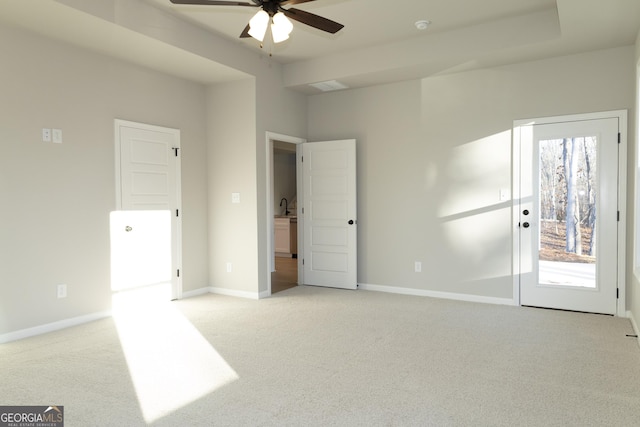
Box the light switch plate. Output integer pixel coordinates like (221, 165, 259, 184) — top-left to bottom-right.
(52, 128, 62, 143)
(231, 192, 240, 203)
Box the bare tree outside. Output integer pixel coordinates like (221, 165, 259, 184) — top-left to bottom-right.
(539, 136, 597, 264)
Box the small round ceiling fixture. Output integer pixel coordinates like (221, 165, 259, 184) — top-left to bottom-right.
(415, 20, 431, 31)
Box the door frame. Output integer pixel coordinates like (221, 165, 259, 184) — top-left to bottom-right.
(265, 131, 306, 297)
(114, 119, 183, 300)
(512, 110, 627, 316)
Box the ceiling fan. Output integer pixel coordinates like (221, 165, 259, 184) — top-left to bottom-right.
(169, 0, 344, 44)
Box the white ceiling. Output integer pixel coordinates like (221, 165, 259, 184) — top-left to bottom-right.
(1, 0, 639, 93)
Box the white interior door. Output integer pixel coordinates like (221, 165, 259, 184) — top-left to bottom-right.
(518, 117, 620, 314)
(114, 120, 181, 299)
(110, 210, 171, 292)
(302, 139, 357, 289)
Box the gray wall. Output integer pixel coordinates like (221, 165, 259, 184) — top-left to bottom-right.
(206, 79, 259, 294)
(2, 1, 638, 338)
(204, 61, 307, 298)
(0, 0, 308, 336)
(308, 46, 636, 301)
(0, 24, 209, 335)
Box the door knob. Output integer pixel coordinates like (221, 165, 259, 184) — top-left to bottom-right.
(522, 222, 530, 228)
(348, 220, 354, 225)
(125, 226, 132, 232)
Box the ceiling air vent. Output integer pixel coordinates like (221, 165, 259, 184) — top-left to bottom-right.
(309, 80, 349, 92)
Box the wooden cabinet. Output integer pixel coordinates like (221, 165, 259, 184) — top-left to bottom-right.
(274, 218, 290, 254)
(275, 217, 297, 257)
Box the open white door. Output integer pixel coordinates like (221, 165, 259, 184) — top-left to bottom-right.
(302, 139, 357, 289)
(516, 114, 623, 315)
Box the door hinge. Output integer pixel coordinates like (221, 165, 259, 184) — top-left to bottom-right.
(617, 288, 619, 299)
(302, 207, 304, 214)
(617, 211, 620, 221)
(302, 258, 305, 265)
(618, 133, 621, 144)
(177, 269, 180, 278)
(176, 209, 179, 217)
(172, 147, 180, 156)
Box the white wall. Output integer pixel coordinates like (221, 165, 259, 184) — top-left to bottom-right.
(206, 79, 259, 295)
(308, 46, 636, 301)
(0, 24, 209, 336)
(630, 32, 640, 327)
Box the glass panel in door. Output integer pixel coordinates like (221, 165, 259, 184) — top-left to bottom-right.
(538, 136, 597, 289)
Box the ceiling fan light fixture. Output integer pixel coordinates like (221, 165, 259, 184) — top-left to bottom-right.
(248, 9, 269, 42)
(272, 12, 293, 43)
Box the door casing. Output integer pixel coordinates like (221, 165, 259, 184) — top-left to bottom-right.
(512, 110, 627, 316)
(265, 132, 306, 297)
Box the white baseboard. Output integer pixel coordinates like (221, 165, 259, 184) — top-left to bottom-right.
(0, 311, 112, 344)
(358, 283, 516, 306)
(208, 286, 261, 300)
(626, 310, 640, 348)
(181, 287, 211, 299)
(259, 290, 271, 299)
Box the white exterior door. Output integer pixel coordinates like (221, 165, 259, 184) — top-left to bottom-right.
(114, 120, 181, 298)
(302, 140, 357, 289)
(516, 114, 623, 315)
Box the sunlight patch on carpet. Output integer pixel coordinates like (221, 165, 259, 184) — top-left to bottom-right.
(112, 288, 239, 423)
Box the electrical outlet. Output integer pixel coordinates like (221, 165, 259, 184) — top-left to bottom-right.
(226, 262, 232, 273)
(42, 128, 51, 142)
(414, 261, 422, 273)
(57, 284, 67, 298)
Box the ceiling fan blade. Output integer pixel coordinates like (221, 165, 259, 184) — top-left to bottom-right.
(170, 0, 256, 6)
(281, 0, 315, 5)
(239, 23, 251, 38)
(283, 7, 344, 34)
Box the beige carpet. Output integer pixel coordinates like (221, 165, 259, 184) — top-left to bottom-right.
(2, 285, 640, 426)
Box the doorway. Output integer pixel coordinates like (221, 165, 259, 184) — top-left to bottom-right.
(272, 140, 298, 293)
(113, 120, 182, 300)
(266, 132, 305, 295)
(265, 134, 359, 294)
(513, 111, 627, 315)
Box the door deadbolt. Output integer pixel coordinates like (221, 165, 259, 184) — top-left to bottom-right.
(523, 209, 530, 216)
(125, 226, 132, 232)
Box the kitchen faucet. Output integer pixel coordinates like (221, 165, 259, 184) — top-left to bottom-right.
(280, 198, 290, 216)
